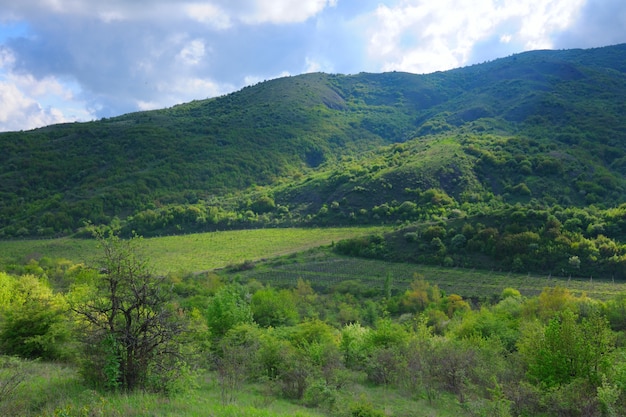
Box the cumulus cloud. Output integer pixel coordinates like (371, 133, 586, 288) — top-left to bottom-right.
(178, 39, 207, 66)
(363, 0, 587, 74)
(0, 81, 64, 131)
(184, 3, 232, 29)
(0, 47, 93, 131)
(235, 0, 338, 24)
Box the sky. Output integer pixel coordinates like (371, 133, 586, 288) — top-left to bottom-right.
(0, 0, 625, 132)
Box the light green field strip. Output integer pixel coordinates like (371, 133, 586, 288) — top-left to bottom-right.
(0, 227, 387, 274)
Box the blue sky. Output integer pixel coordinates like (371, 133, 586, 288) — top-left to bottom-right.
(0, 0, 625, 132)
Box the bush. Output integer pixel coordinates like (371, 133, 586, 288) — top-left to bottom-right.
(0, 274, 71, 361)
(348, 399, 386, 417)
(302, 378, 337, 409)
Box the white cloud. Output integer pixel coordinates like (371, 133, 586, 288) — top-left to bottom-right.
(238, 0, 337, 24)
(364, 0, 587, 74)
(0, 80, 73, 131)
(178, 39, 206, 66)
(304, 57, 323, 73)
(184, 3, 232, 29)
(0, 47, 93, 131)
(517, 0, 586, 50)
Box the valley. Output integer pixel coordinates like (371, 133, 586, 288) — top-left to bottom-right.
(2, 44, 626, 416)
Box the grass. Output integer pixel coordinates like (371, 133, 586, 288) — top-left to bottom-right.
(0, 227, 388, 274)
(233, 249, 626, 301)
(0, 358, 464, 417)
(141, 227, 388, 274)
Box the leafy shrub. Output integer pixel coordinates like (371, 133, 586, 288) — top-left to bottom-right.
(302, 378, 337, 409)
(348, 399, 386, 417)
(0, 274, 71, 361)
(404, 232, 419, 242)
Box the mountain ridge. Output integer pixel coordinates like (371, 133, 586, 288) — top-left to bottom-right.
(1, 43, 626, 238)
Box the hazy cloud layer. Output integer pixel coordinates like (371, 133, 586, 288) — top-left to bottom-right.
(0, 0, 624, 131)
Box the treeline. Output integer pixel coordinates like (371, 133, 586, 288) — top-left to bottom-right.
(3, 251, 626, 416)
(335, 203, 626, 279)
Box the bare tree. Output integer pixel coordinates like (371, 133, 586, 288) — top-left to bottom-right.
(72, 232, 185, 392)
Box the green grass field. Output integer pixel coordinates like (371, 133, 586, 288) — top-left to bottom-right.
(0, 227, 388, 274)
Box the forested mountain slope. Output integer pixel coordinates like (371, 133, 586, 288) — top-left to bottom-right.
(1, 43, 626, 237)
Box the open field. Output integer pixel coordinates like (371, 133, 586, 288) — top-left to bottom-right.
(0, 227, 389, 274)
(235, 250, 626, 301)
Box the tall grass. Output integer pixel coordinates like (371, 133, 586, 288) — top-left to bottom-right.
(1, 357, 464, 417)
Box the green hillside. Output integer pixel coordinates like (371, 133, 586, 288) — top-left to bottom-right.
(1, 44, 626, 238)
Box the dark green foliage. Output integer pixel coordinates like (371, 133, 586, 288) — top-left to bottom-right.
(336, 203, 626, 279)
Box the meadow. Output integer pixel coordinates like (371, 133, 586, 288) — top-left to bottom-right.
(3, 225, 625, 301)
(1, 357, 464, 417)
(0, 226, 388, 274)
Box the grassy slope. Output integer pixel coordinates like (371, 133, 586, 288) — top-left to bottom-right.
(2, 359, 464, 417)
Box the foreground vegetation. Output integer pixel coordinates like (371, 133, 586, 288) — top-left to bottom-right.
(3, 232, 626, 416)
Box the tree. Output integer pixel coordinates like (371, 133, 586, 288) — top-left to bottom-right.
(71, 232, 186, 392)
(519, 309, 614, 388)
(205, 284, 252, 338)
(251, 287, 298, 327)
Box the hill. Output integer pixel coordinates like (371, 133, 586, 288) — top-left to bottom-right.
(1, 44, 626, 238)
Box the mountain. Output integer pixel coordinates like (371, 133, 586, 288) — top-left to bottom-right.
(1, 44, 626, 238)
